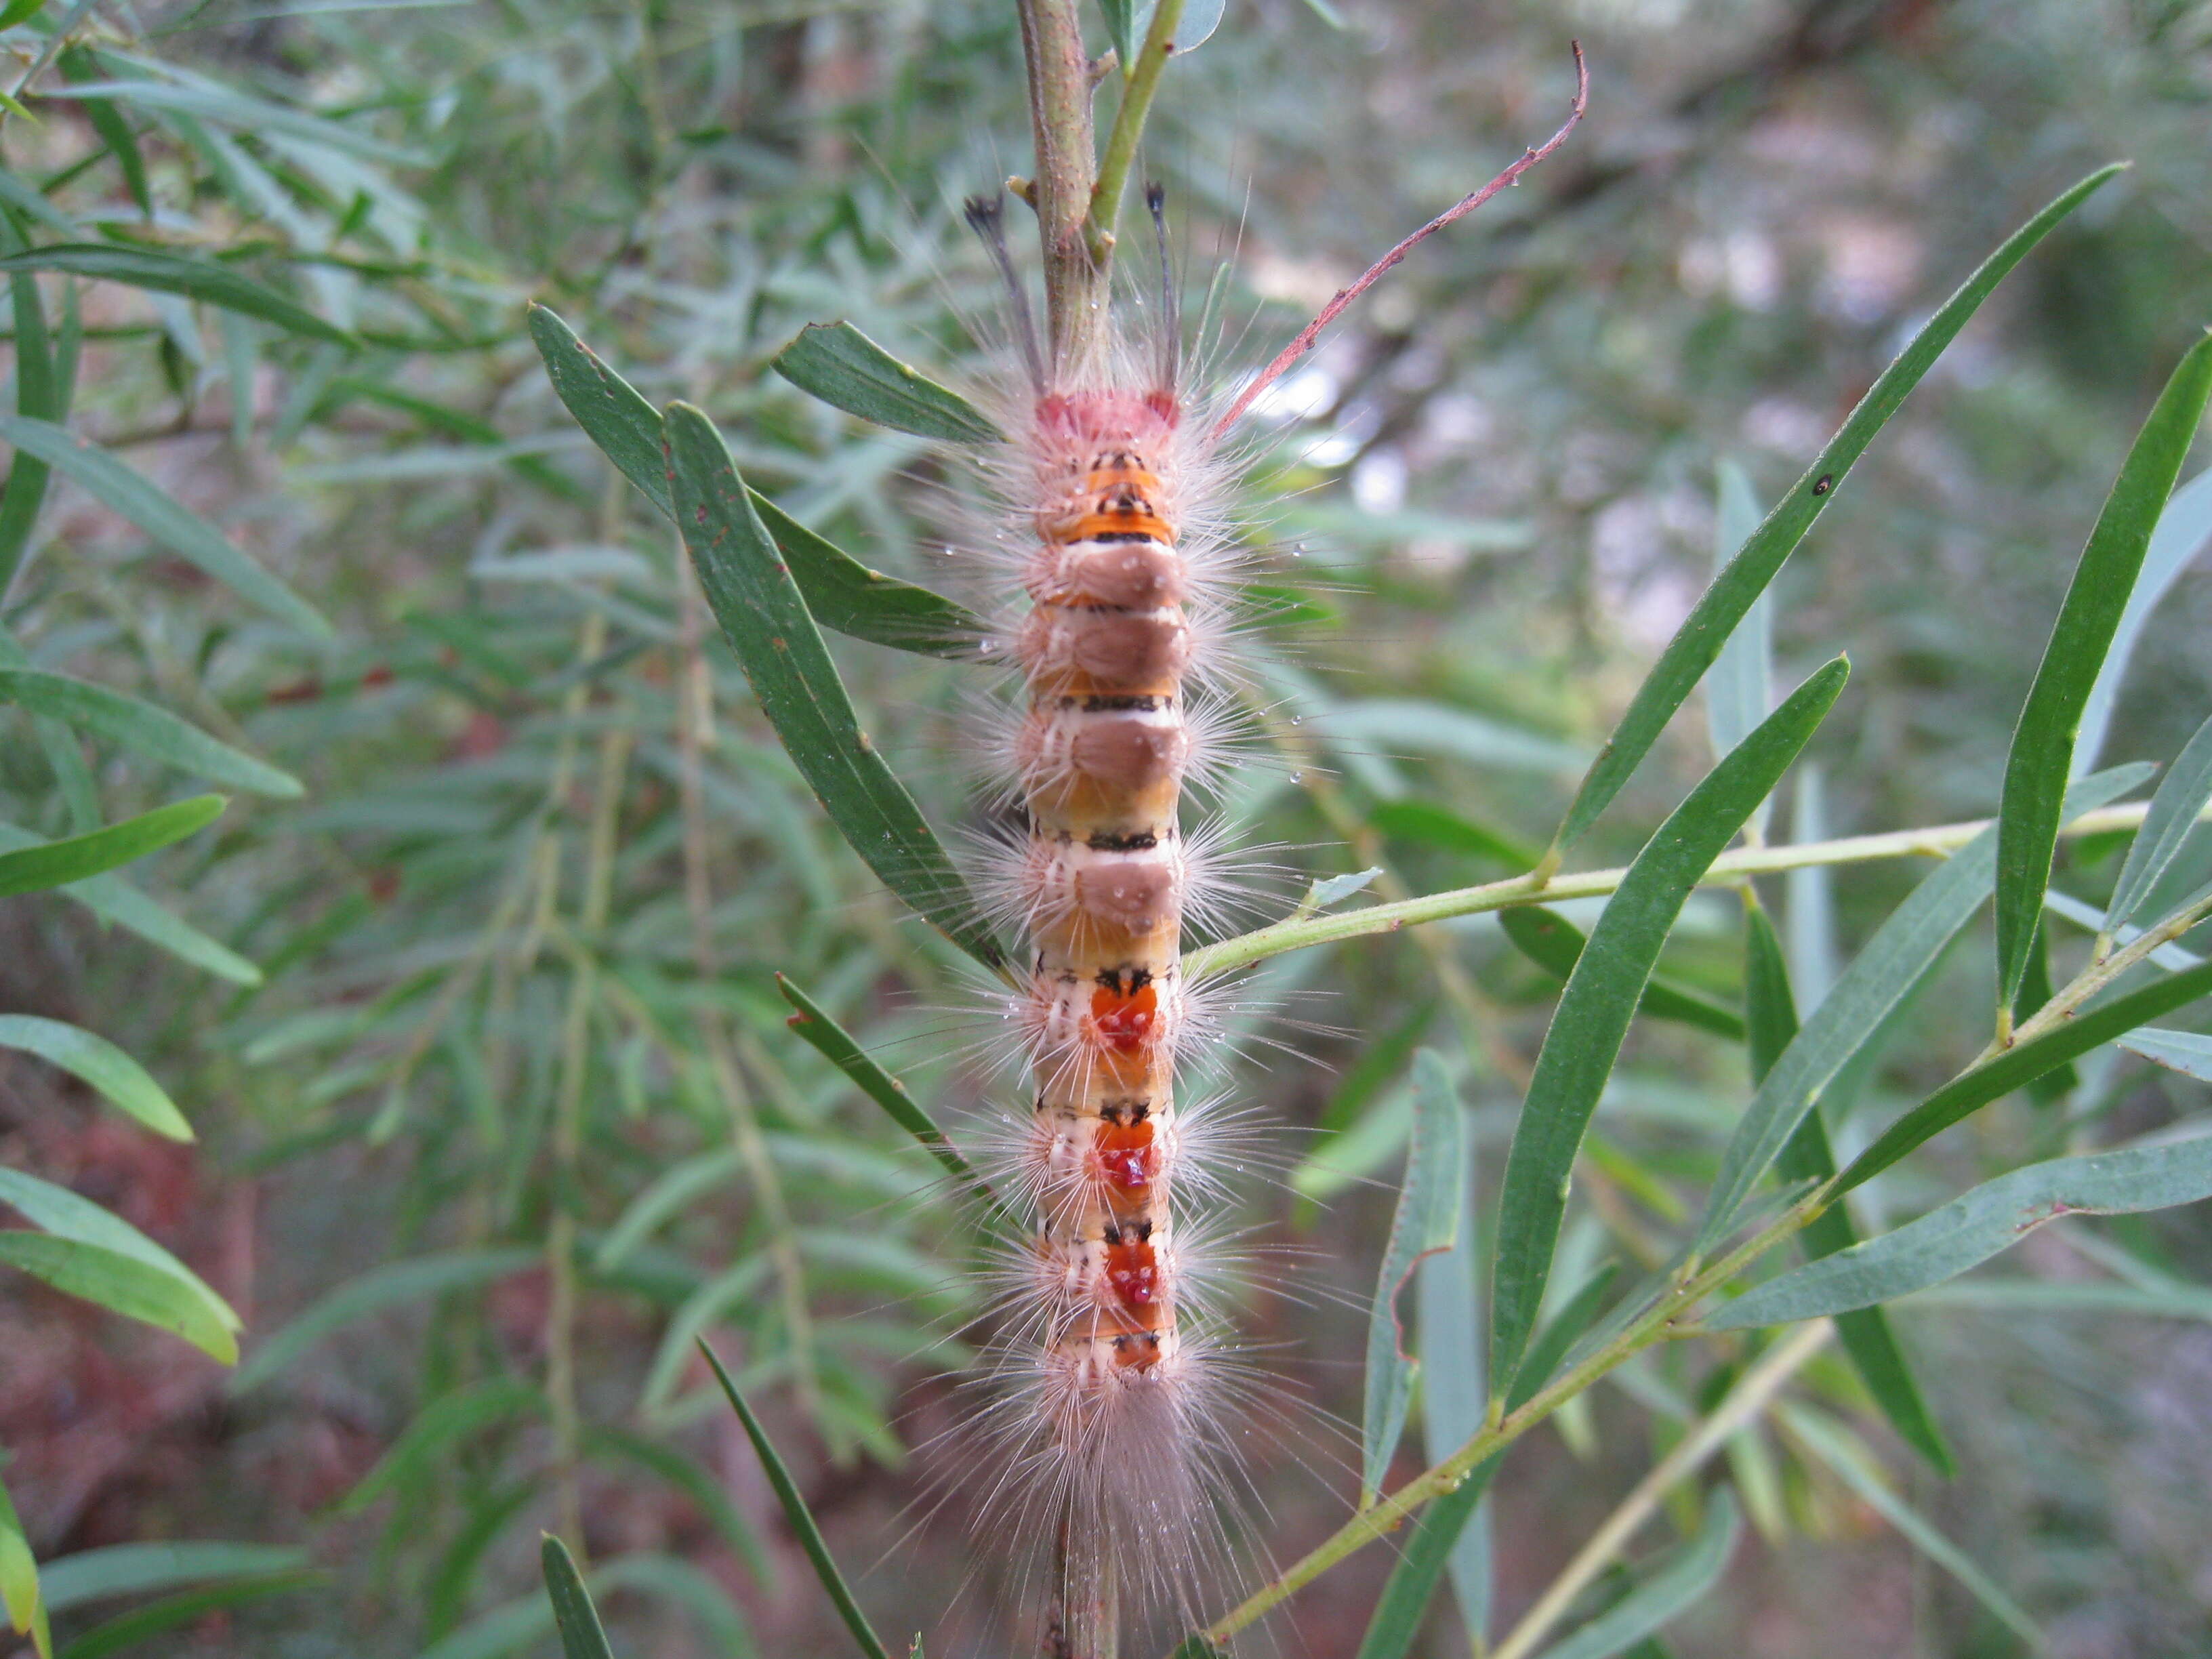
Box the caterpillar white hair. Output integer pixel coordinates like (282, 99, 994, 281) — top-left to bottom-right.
(918, 44, 1588, 1656)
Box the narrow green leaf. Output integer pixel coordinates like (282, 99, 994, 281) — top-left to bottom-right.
(1099, 0, 1145, 62)
(1507, 1263, 1621, 1410)
(1994, 334, 2212, 1012)
(1722, 1134, 2212, 1330)
(37, 1544, 308, 1614)
(1696, 764, 2153, 1248)
(0, 795, 224, 897)
(541, 1536, 615, 1659)
(2076, 466, 2212, 775)
(1838, 958, 2212, 1195)
(777, 975, 1000, 1204)
(594, 1148, 741, 1272)
(1500, 905, 1746, 1040)
(1361, 1050, 1465, 1502)
(525, 303, 668, 509)
(0, 415, 330, 635)
(0, 1469, 45, 1659)
(0, 670, 300, 796)
(772, 322, 999, 445)
(750, 492, 981, 658)
(1532, 1490, 1741, 1659)
(1368, 798, 1539, 869)
(2109, 711, 2212, 928)
(1492, 657, 1848, 1387)
(1413, 1102, 1490, 1647)
(0, 1165, 239, 1343)
(0, 1015, 191, 1141)
(0, 1233, 235, 1361)
(664, 402, 1002, 969)
(1353, 1456, 1504, 1659)
(1781, 1406, 2041, 1646)
(59, 49, 150, 219)
(339, 1380, 545, 1514)
(1746, 897, 1953, 1475)
(0, 819, 260, 985)
(697, 1340, 893, 1659)
(0, 227, 56, 596)
(580, 1427, 771, 1586)
(0, 244, 352, 344)
(2119, 1026, 2212, 1080)
(527, 305, 981, 655)
(1357, 1261, 1616, 1659)
(1705, 462, 1773, 838)
(1550, 165, 2120, 856)
(55, 1572, 317, 1659)
(231, 1246, 537, 1391)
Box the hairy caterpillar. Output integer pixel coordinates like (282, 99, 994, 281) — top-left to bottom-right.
(920, 49, 1589, 1657)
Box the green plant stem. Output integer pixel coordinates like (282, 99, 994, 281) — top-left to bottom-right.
(1986, 886, 2212, 1061)
(1014, 0, 1106, 373)
(1198, 1189, 1828, 1645)
(1184, 800, 2180, 980)
(1086, 0, 1183, 262)
(1486, 1319, 1833, 1659)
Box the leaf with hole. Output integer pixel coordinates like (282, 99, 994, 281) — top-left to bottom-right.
(1361, 1050, 1465, 1502)
(665, 402, 1001, 969)
(1490, 656, 1847, 1389)
(1549, 165, 2120, 857)
(1994, 334, 2212, 1012)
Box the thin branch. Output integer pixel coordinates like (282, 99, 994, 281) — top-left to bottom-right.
(1488, 1320, 1832, 1659)
(1195, 1189, 1830, 1645)
(1210, 41, 1589, 441)
(1086, 0, 1185, 263)
(1181, 800, 2177, 981)
(1015, 0, 1107, 375)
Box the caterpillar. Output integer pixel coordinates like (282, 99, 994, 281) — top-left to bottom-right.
(925, 49, 1588, 1658)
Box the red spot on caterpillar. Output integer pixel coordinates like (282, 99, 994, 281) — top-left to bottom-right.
(1089, 981, 1158, 1055)
(1092, 1119, 1158, 1191)
(1104, 1237, 1160, 1309)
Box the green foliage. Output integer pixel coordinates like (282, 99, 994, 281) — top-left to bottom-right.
(3, 0, 2210, 1654)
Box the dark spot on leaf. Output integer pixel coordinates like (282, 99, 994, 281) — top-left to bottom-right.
(1811, 474, 1835, 496)
(695, 505, 708, 524)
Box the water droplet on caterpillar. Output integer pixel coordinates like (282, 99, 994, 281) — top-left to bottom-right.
(1289, 770, 1303, 783)
(1288, 715, 1302, 726)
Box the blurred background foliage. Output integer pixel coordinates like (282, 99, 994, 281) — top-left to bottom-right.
(2, 0, 2210, 1655)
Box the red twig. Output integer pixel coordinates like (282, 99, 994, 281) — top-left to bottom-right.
(1211, 41, 1590, 442)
